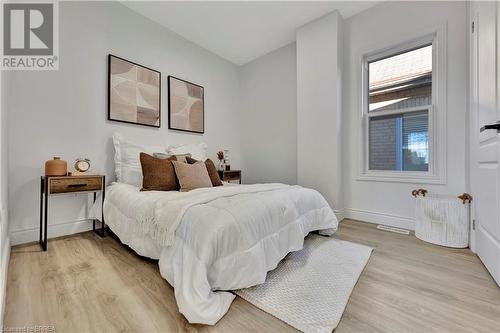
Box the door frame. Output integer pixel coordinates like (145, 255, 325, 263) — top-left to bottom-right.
(468, 1, 479, 253)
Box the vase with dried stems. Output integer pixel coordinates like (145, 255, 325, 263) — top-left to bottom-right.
(217, 150, 225, 171)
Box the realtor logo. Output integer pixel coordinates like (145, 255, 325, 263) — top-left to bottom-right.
(1, 1, 58, 70)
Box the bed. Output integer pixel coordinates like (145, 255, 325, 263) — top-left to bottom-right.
(103, 181, 338, 324)
(103, 134, 339, 324)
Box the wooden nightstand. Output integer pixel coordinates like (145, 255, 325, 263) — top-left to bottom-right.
(39, 175, 106, 251)
(218, 170, 242, 184)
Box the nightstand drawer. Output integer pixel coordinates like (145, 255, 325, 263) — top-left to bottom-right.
(49, 177, 103, 194)
(218, 170, 241, 183)
(223, 172, 240, 181)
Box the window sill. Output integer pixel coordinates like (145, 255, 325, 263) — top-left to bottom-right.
(357, 171, 446, 185)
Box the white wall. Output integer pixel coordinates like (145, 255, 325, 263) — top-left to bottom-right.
(296, 11, 344, 217)
(1, 71, 6, 223)
(6, 1, 242, 244)
(4, 1, 470, 246)
(343, 1, 468, 229)
(1, 66, 11, 325)
(239, 43, 297, 185)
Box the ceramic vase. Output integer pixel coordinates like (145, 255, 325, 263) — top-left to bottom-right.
(45, 157, 67, 176)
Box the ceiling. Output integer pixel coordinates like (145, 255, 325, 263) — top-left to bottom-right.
(122, 1, 380, 66)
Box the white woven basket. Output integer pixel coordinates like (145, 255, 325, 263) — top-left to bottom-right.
(415, 194, 470, 248)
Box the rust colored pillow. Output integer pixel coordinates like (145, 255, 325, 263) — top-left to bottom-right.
(186, 157, 223, 187)
(140, 152, 178, 191)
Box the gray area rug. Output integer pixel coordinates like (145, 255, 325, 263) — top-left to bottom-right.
(235, 235, 373, 333)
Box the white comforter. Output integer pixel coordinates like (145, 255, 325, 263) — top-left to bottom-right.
(103, 183, 338, 325)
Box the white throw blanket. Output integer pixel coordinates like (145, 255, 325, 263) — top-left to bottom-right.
(137, 183, 291, 247)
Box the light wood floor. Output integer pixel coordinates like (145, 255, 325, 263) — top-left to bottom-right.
(4, 220, 500, 332)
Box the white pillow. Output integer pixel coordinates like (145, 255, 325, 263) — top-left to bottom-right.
(112, 133, 166, 187)
(167, 143, 208, 161)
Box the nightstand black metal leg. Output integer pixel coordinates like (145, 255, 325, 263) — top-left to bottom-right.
(92, 191, 97, 233)
(42, 178, 48, 251)
(92, 176, 106, 238)
(102, 176, 106, 236)
(39, 177, 44, 251)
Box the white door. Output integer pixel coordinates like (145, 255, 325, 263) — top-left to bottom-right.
(470, 1, 500, 286)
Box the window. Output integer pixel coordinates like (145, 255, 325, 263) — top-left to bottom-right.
(364, 42, 436, 176)
(369, 111, 429, 171)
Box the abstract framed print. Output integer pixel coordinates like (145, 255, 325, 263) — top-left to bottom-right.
(108, 54, 161, 128)
(168, 76, 204, 133)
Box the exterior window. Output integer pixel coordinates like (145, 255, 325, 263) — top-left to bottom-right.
(366, 44, 433, 173)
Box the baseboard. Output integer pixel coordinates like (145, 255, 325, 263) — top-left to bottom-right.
(0, 236, 10, 327)
(344, 208, 415, 230)
(334, 208, 345, 221)
(10, 219, 94, 246)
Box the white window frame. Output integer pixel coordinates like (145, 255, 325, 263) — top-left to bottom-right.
(358, 25, 447, 184)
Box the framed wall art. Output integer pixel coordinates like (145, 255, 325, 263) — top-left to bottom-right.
(108, 54, 161, 128)
(168, 76, 204, 133)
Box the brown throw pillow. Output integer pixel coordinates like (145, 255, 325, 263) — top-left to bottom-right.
(186, 157, 223, 186)
(172, 160, 213, 192)
(140, 153, 178, 191)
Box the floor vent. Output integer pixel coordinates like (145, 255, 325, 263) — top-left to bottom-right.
(376, 225, 410, 235)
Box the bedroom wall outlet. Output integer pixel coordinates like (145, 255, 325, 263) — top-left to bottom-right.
(0, 206, 5, 226)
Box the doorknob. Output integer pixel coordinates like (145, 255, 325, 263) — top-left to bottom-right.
(480, 121, 500, 132)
